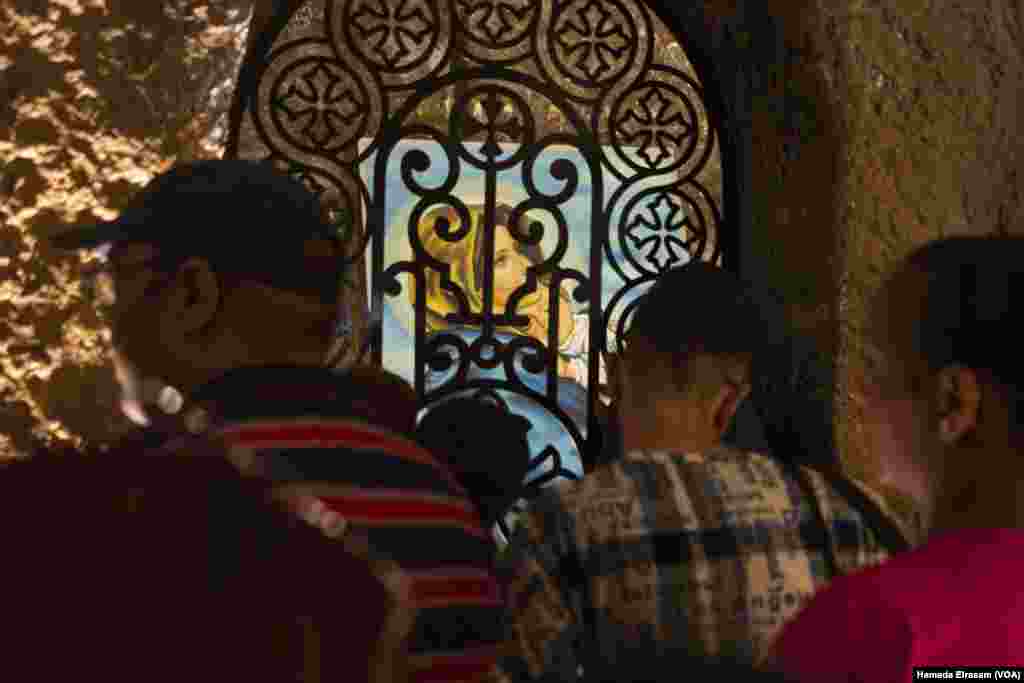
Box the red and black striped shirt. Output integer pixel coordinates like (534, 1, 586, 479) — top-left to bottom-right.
(186, 365, 507, 683)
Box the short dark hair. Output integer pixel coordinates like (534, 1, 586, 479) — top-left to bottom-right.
(903, 236, 1023, 377)
(625, 261, 771, 393)
(629, 261, 767, 356)
(54, 160, 349, 305)
(148, 238, 345, 306)
(898, 236, 1024, 419)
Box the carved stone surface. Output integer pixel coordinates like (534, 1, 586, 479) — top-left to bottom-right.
(0, 0, 256, 456)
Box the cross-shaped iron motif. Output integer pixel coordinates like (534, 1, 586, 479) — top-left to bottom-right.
(555, 0, 631, 83)
(624, 191, 693, 271)
(350, 0, 434, 69)
(275, 60, 362, 149)
(615, 84, 694, 169)
(457, 0, 535, 44)
(463, 91, 524, 160)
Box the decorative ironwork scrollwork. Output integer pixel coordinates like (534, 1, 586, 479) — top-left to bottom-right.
(451, 85, 535, 168)
(227, 0, 729, 529)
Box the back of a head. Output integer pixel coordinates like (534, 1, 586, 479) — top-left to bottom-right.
(415, 397, 532, 524)
(626, 261, 769, 395)
(630, 261, 766, 353)
(0, 450, 399, 682)
(899, 236, 1024, 389)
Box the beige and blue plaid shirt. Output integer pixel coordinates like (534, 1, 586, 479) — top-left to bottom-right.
(491, 446, 917, 681)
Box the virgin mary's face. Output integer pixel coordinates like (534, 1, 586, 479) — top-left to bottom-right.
(492, 225, 534, 310)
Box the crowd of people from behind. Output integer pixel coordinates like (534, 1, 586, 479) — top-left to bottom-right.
(4, 158, 1018, 681)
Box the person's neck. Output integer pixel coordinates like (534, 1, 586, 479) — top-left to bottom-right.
(619, 399, 721, 454)
(927, 443, 1024, 535)
(622, 419, 720, 454)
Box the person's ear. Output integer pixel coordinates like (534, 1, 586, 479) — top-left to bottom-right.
(165, 257, 221, 334)
(711, 381, 752, 437)
(934, 365, 981, 445)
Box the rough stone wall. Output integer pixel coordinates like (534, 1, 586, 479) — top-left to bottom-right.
(1, 0, 255, 456)
(666, 0, 1024, 509)
(829, 0, 1024, 487)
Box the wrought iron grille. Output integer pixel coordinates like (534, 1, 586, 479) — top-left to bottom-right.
(226, 0, 729, 541)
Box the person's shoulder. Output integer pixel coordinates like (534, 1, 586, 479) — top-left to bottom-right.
(637, 443, 780, 466)
(548, 455, 661, 508)
(798, 465, 923, 547)
(516, 474, 586, 521)
(630, 445, 792, 485)
(331, 365, 419, 435)
(550, 449, 743, 523)
(700, 444, 784, 467)
(505, 467, 631, 550)
(211, 411, 474, 505)
(562, 447, 789, 502)
(214, 412, 428, 459)
(843, 475, 925, 543)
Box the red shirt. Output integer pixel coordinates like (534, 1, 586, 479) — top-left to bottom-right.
(770, 528, 1024, 680)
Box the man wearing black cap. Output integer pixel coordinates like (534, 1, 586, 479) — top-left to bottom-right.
(52, 158, 348, 425)
(52, 159, 506, 683)
(489, 261, 912, 681)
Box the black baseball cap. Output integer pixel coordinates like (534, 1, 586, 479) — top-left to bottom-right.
(628, 260, 770, 356)
(51, 159, 346, 300)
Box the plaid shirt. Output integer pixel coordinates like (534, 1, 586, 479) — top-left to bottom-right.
(491, 446, 916, 681)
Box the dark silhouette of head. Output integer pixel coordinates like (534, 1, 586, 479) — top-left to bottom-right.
(51, 160, 348, 423)
(613, 260, 768, 453)
(415, 396, 532, 527)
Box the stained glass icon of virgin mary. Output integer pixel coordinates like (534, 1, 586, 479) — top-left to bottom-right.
(363, 139, 616, 484)
(418, 203, 593, 388)
(411, 201, 604, 482)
